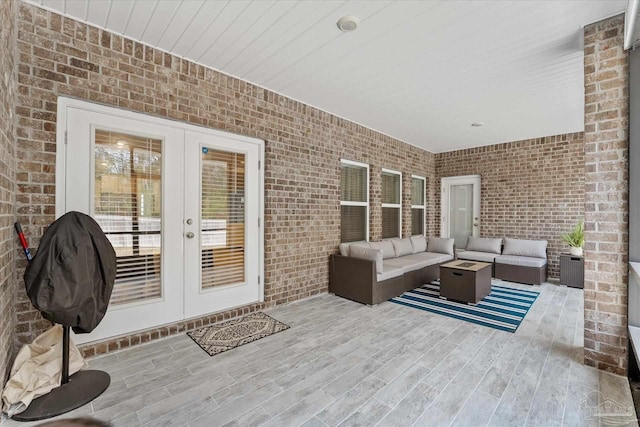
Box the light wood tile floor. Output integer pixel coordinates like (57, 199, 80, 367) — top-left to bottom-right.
(3, 281, 638, 427)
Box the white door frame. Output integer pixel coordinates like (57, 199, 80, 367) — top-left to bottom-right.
(440, 175, 481, 242)
(56, 97, 264, 344)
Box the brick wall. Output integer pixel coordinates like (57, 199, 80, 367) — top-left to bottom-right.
(0, 0, 17, 384)
(583, 14, 629, 375)
(14, 3, 436, 356)
(435, 133, 585, 279)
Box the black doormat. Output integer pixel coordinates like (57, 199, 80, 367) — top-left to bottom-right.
(187, 312, 290, 356)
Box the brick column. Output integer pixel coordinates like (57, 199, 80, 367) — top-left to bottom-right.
(583, 14, 630, 375)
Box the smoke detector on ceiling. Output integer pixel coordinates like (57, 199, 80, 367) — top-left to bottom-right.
(337, 16, 360, 32)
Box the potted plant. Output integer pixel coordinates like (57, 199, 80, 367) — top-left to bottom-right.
(561, 221, 584, 256)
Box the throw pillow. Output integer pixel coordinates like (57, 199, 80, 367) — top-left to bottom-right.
(392, 238, 413, 257)
(339, 241, 370, 256)
(369, 240, 396, 259)
(466, 236, 502, 254)
(410, 235, 427, 253)
(502, 238, 547, 259)
(427, 237, 454, 256)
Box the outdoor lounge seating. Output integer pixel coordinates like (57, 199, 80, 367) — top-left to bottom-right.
(458, 236, 548, 285)
(330, 236, 454, 305)
(494, 238, 548, 285)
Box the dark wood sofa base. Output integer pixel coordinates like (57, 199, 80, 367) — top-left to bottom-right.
(494, 263, 547, 285)
(329, 254, 442, 305)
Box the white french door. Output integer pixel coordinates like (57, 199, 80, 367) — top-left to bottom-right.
(183, 130, 262, 318)
(441, 175, 481, 249)
(57, 98, 263, 344)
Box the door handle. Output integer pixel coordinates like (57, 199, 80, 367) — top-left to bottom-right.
(474, 223, 479, 227)
(186, 232, 195, 239)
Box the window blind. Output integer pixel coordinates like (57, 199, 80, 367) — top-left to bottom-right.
(341, 164, 367, 202)
(411, 176, 425, 235)
(341, 205, 367, 242)
(382, 172, 400, 204)
(412, 209, 424, 236)
(201, 149, 245, 288)
(382, 170, 401, 238)
(340, 161, 368, 243)
(382, 207, 401, 239)
(412, 177, 425, 205)
(94, 129, 162, 306)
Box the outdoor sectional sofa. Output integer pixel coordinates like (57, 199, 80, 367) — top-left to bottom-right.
(329, 236, 455, 305)
(458, 236, 548, 285)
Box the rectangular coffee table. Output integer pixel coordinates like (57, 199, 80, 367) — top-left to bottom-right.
(439, 260, 492, 304)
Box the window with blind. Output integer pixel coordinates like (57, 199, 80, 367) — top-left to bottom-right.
(94, 130, 162, 306)
(382, 169, 401, 239)
(411, 175, 426, 236)
(340, 160, 369, 242)
(201, 148, 245, 288)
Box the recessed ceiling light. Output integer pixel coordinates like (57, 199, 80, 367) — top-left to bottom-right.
(471, 122, 484, 127)
(116, 140, 126, 146)
(337, 16, 360, 32)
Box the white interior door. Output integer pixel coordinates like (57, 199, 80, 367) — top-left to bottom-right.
(441, 175, 481, 249)
(58, 98, 264, 344)
(62, 107, 185, 344)
(183, 130, 263, 318)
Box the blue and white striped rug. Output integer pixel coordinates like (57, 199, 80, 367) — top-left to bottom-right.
(391, 280, 540, 333)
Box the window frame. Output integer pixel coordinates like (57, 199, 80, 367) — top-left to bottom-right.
(381, 168, 402, 239)
(340, 159, 370, 242)
(411, 175, 426, 236)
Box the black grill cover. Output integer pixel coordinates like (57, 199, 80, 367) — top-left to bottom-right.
(24, 211, 117, 334)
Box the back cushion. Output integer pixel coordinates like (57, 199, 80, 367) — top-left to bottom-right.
(410, 235, 428, 253)
(466, 236, 502, 254)
(427, 237, 455, 256)
(369, 240, 396, 259)
(349, 245, 383, 273)
(392, 238, 414, 257)
(502, 238, 547, 259)
(339, 241, 369, 256)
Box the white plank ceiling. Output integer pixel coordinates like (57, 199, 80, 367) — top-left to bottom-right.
(27, 0, 626, 153)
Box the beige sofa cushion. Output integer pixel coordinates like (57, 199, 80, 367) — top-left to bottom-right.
(495, 255, 547, 268)
(466, 236, 502, 254)
(370, 240, 396, 259)
(349, 245, 383, 273)
(502, 238, 547, 259)
(410, 235, 427, 253)
(457, 250, 501, 263)
(392, 238, 414, 257)
(427, 237, 455, 256)
(384, 252, 452, 273)
(403, 252, 453, 265)
(377, 264, 404, 282)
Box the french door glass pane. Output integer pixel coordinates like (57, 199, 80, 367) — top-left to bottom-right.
(341, 205, 366, 242)
(94, 130, 162, 306)
(201, 148, 245, 289)
(449, 184, 473, 248)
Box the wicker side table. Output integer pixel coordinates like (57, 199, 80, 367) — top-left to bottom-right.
(559, 253, 584, 288)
